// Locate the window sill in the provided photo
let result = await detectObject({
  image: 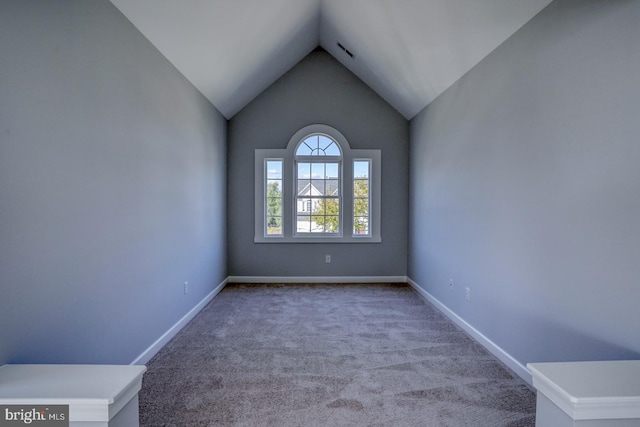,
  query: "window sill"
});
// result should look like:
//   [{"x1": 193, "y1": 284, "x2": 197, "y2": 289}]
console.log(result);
[{"x1": 254, "y1": 236, "x2": 382, "y2": 244}]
